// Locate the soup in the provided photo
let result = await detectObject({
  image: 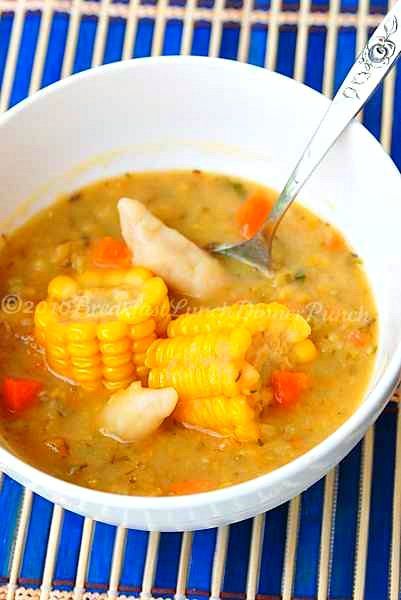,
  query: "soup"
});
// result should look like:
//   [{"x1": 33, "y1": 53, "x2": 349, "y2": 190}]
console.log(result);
[{"x1": 0, "y1": 171, "x2": 377, "y2": 496}]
